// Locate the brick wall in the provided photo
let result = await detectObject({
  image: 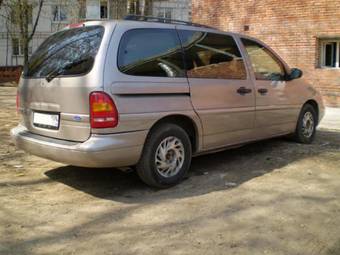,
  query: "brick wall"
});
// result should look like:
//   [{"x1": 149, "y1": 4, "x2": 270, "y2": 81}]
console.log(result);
[
  {"x1": 0, "y1": 66, "x2": 22, "y2": 84},
  {"x1": 192, "y1": 0, "x2": 340, "y2": 107}
]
